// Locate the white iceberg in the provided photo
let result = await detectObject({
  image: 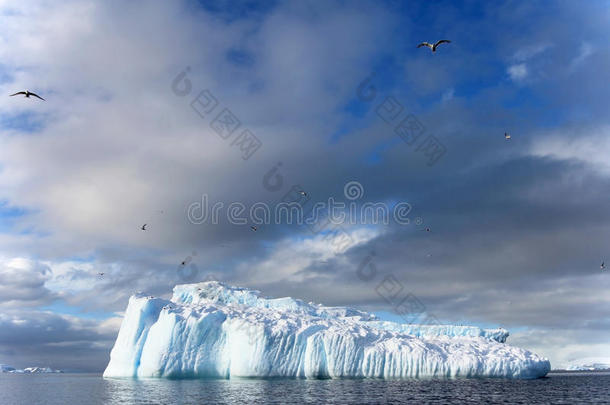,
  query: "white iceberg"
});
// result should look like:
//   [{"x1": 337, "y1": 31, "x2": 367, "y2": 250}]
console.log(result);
[
  {"x1": 0, "y1": 364, "x2": 15, "y2": 372},
  {"x1": 7, "y1": 366, "x2": 62, "y2": 373},
  {"x1": 565, "y1": 357, "x2": 610, "y2": 371},
  {"x1": 20, "y1": 367, "x2": 62, "y2": 373},
  {"x1": 103, "y1": 281, "x2": 550, "y2": 379},
  {"x1": 1, "y1": 365, "x2": 62, "y2": 373}
]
